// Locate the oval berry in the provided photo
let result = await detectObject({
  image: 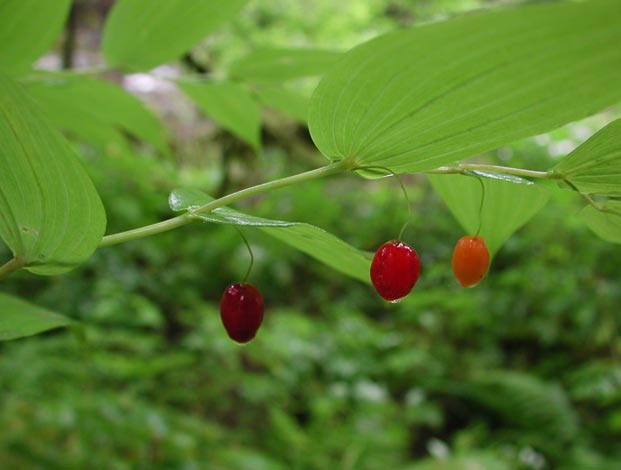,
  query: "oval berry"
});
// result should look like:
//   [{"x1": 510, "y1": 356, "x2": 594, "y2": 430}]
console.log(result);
[
  {"x1": 220, "y1": 283, "x2": 264, "y2": 344},
  {"x1": 451, "y1": 235, "x2": 490, "y2": 288},
  {"x1": 370, "y1": 240, "x2": 421, "y2": 301}
]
